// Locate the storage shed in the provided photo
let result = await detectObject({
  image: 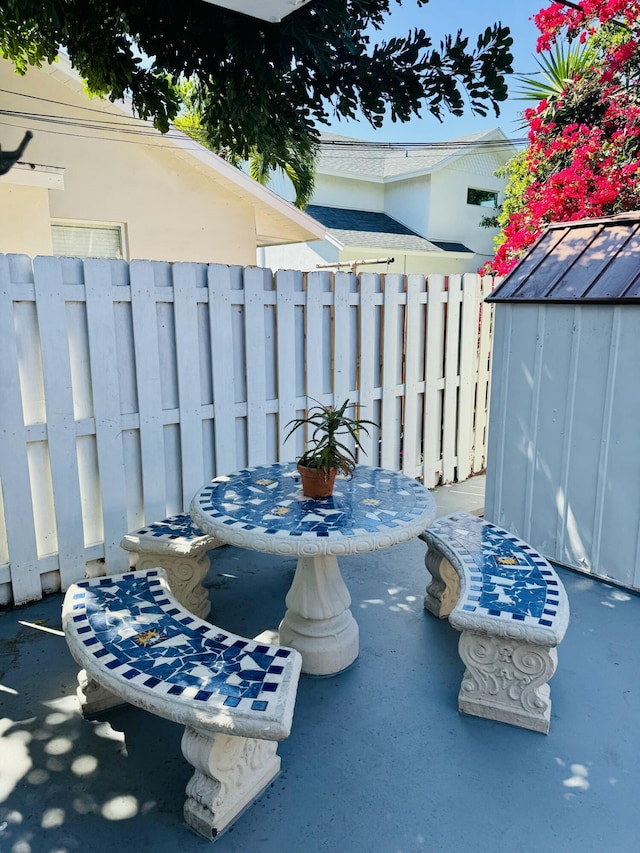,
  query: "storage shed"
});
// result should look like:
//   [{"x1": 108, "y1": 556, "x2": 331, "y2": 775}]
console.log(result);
[{"x1": 484, "y1": 212, "x2": 640, "y2": 591}]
